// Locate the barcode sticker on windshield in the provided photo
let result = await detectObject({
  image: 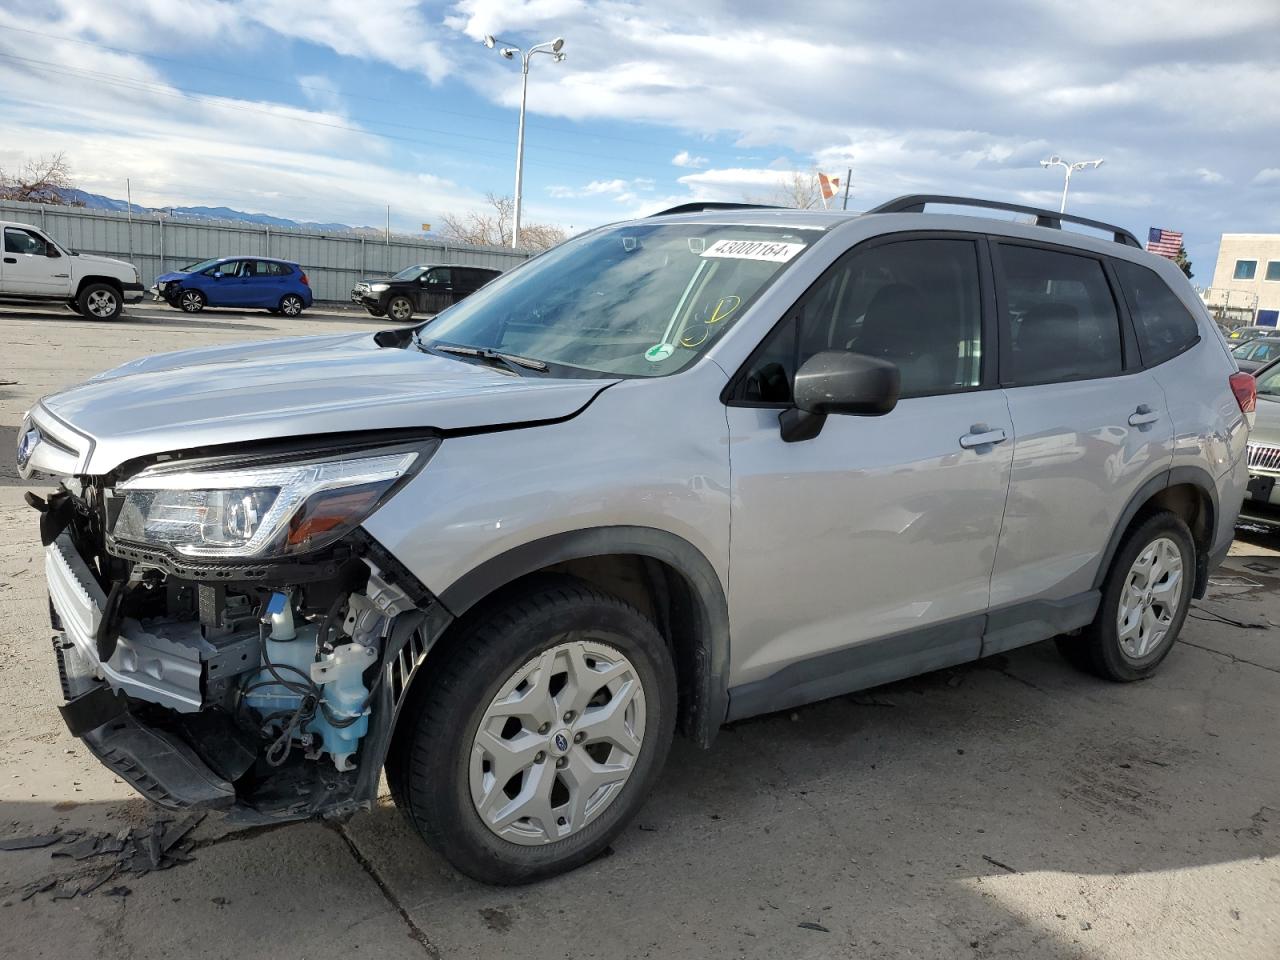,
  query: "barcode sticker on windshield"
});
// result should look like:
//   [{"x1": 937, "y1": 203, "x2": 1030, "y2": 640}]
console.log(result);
[{"x1": 700, "y1": 239, "x2": 806, "y2": 263}]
